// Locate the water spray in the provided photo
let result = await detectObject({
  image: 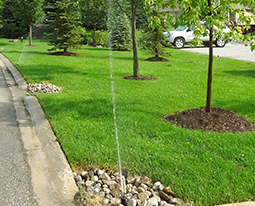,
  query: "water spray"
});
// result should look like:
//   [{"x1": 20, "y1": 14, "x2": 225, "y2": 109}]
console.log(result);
[{"x1": 17, "y1": 35, "x2": 29, "y2": 66}]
